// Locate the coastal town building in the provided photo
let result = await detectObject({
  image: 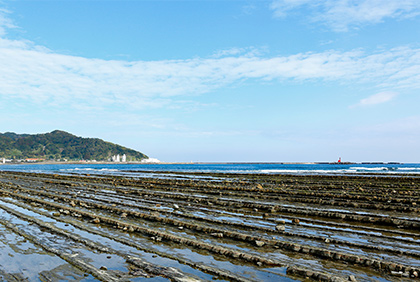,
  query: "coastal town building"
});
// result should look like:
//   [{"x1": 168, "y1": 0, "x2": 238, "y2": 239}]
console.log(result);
[
  {"x1": 140, "y1": 158, "x2": 161, "y2": 163},
  {"x1": 25, "y1": 158, "x2": 45, "y2": 162},
  {"x1": 111, "y1": 154, "x2": 127, "y2": 162},
  {"x1": 1, "y1": 158, "x2": 13, "y2": 163}
]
